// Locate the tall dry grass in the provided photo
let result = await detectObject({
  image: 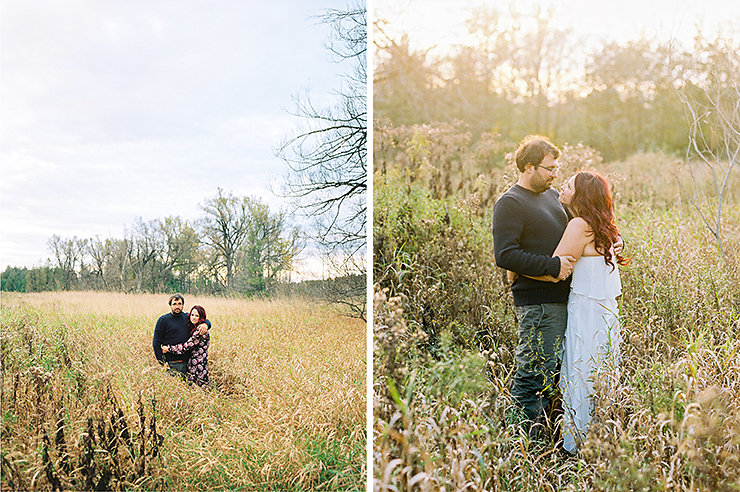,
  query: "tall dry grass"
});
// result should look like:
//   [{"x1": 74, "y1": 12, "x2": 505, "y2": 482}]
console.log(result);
[
  {"x1": 1, "y1": 291, "x2": 366, "y2": 490},
  {"x1": 373, "y1": 149, "x2": 740, "y2": 491}
]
